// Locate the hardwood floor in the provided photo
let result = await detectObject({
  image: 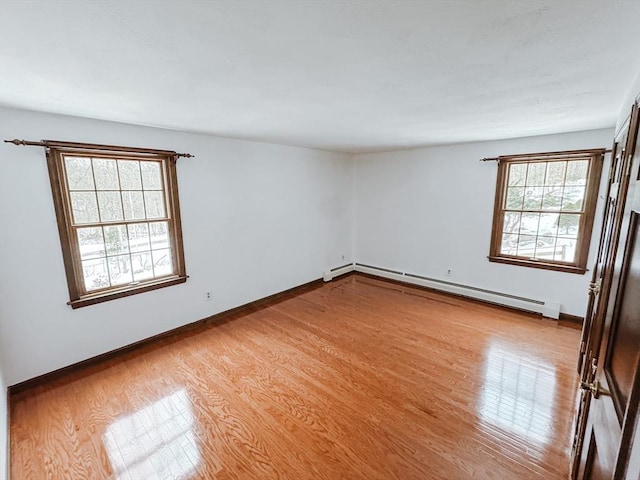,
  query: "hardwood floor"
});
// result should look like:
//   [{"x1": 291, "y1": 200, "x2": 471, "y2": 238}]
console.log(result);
[{"x1": 10, "y1": 274, "x2": 580, "y2": 479}]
